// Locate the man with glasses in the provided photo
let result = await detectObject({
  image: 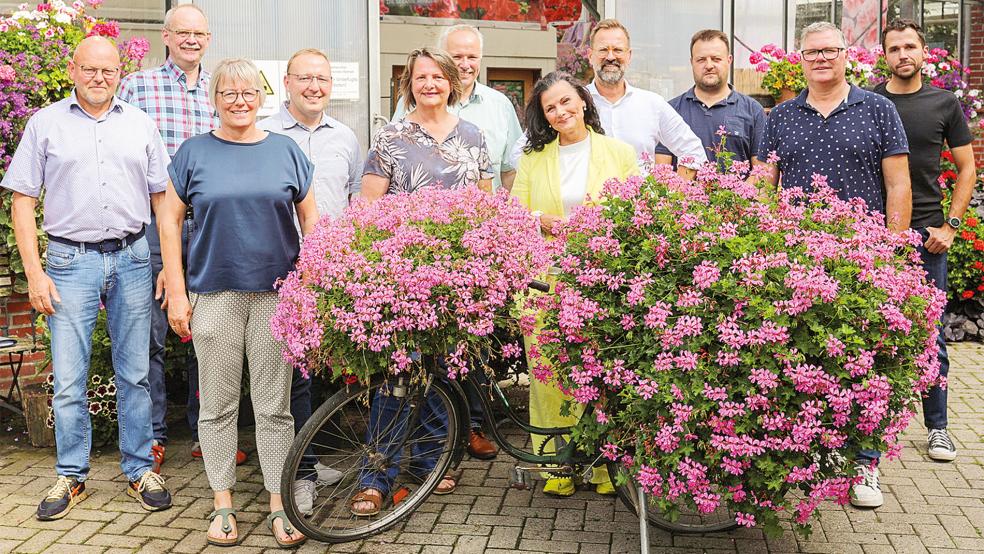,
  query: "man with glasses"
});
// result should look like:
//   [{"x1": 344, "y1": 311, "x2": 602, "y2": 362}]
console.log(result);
[
  {"x1": 874, "y1": 18, "x2": 974, "y2": 464},
  {"x1": 586, "y1": 19, "x2": 707, "y2": 177},
  {"x1": 3, "y1": 36, "x2": 173, "y2": 520},
  {"x1": 756, "y1": 22, "x2": 912, "y2": 510},
  {"x1": 119, "y1": 4, "x2": 248, "y2": 472},
  {"x1": 257, "y1": 47, "x2": 360, "y2": 516}
]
